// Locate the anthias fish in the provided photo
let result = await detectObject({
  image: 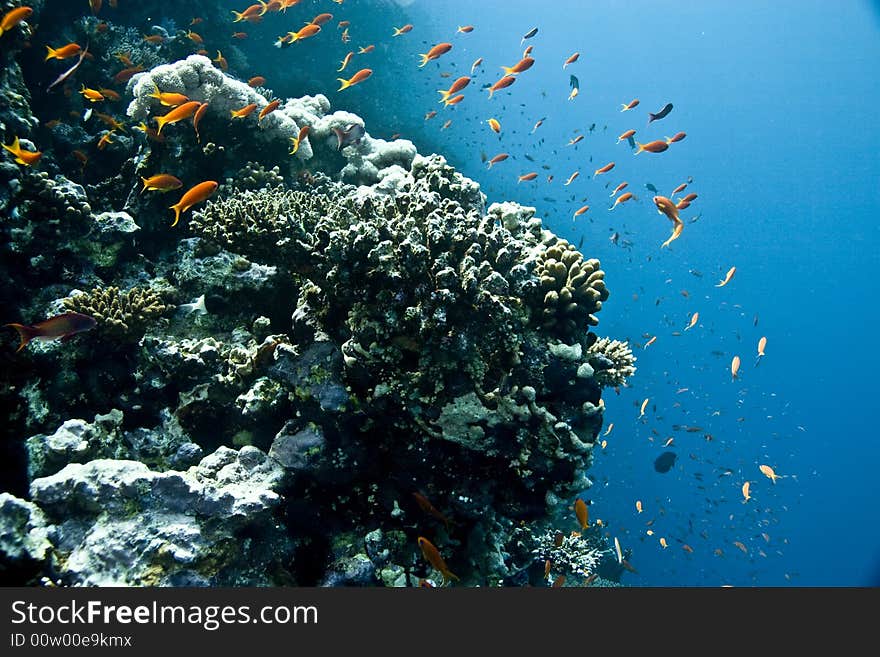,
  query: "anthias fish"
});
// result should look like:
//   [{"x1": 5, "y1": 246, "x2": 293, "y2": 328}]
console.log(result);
[{"x1": 6, "y1": 312, "x2": 97, "y2": 352}]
